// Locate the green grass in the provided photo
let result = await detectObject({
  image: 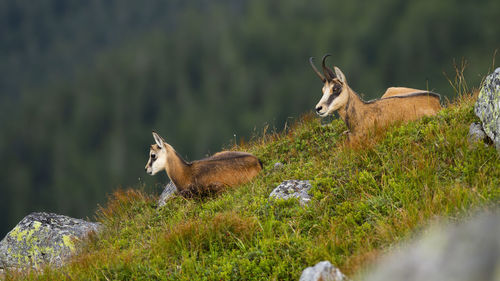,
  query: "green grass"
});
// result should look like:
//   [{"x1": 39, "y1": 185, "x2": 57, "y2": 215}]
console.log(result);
[{"x1": 6, "y1": 93, "x2": 500, "y2": 280}]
